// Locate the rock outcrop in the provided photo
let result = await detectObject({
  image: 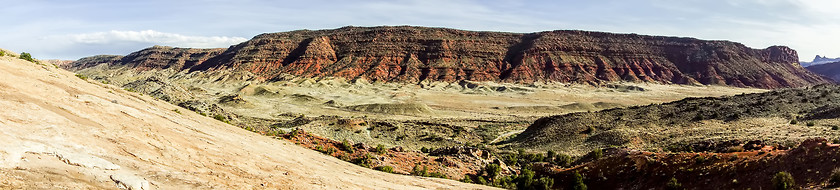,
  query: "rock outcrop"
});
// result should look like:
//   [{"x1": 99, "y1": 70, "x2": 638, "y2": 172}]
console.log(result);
[{"x1": 69, "y1": 26, "x2": 830, "y2": 88}]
